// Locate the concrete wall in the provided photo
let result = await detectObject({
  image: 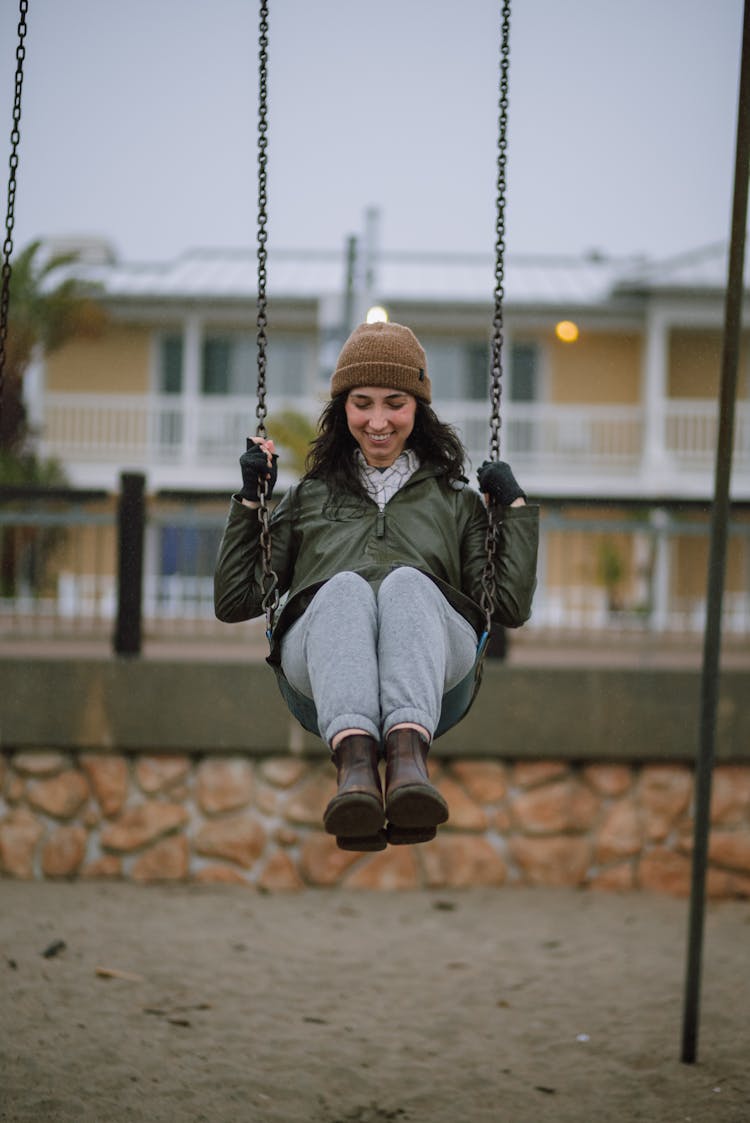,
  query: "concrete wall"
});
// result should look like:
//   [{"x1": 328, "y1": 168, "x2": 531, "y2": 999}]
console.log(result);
[
  {"x1": 2, "y1": 659, "x2": 749, "y2": 895},
  {"x1": 1, "y1": 658, "x2": 747, "y2": 762}
]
